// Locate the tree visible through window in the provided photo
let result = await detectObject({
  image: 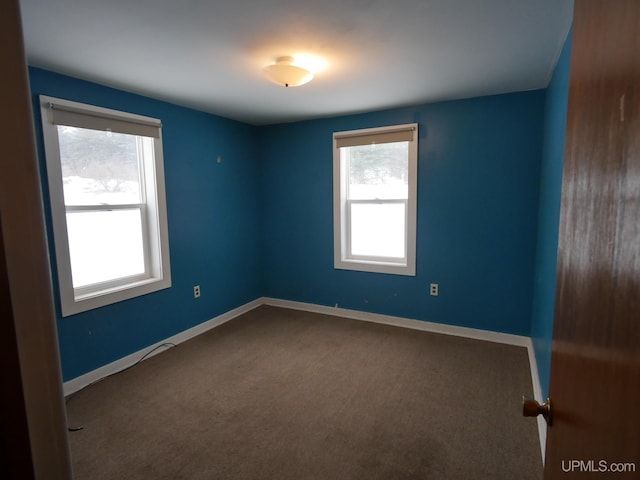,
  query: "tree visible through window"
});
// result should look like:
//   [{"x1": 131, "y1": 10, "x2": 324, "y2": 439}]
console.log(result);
[
  {"x1": 59, "y1": 126, "x2": 147, "y2": 288},
  {"x1": 347, "y1": 142, "x2": 409, "y2": 259}
]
